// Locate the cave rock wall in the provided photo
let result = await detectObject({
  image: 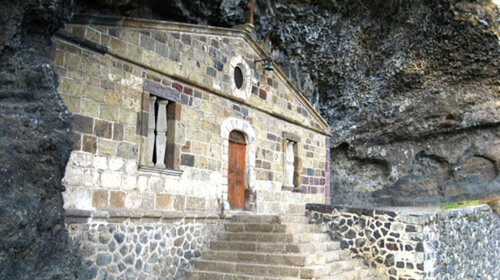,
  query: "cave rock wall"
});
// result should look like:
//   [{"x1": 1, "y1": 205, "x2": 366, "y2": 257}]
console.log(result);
[{"x1": 0, "y1": 0, "x2": 86, "y2": 278}]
